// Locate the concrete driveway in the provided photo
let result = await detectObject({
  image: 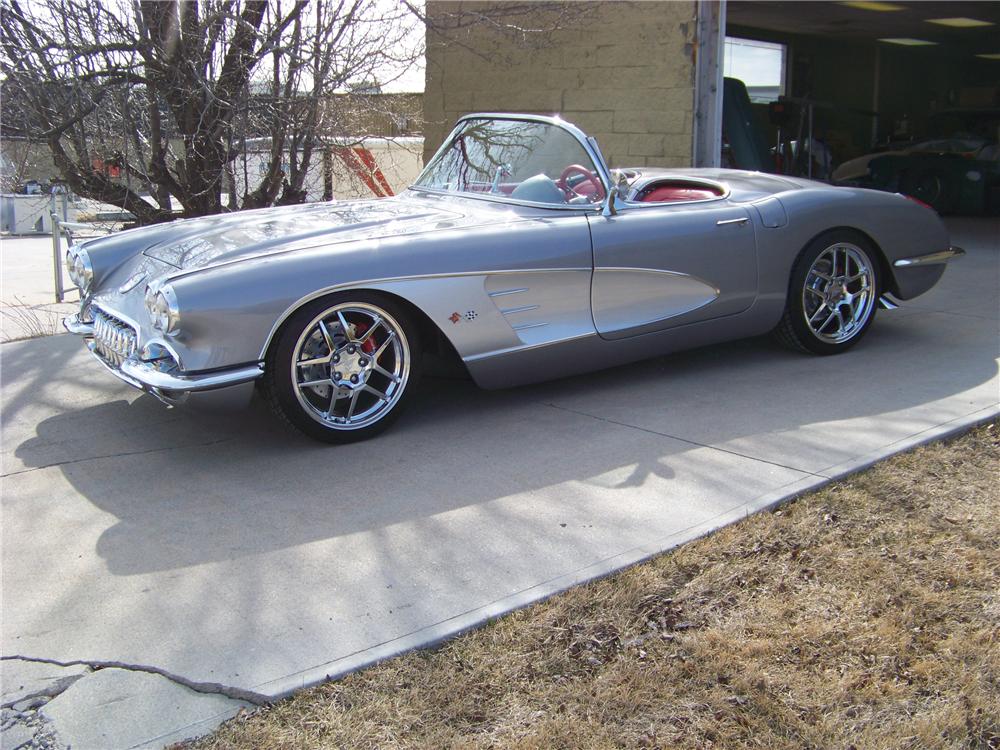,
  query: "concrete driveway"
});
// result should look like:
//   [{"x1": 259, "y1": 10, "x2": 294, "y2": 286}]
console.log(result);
[{"x1": 2, "y1": 218, "x2": 997, "y2": 749}]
